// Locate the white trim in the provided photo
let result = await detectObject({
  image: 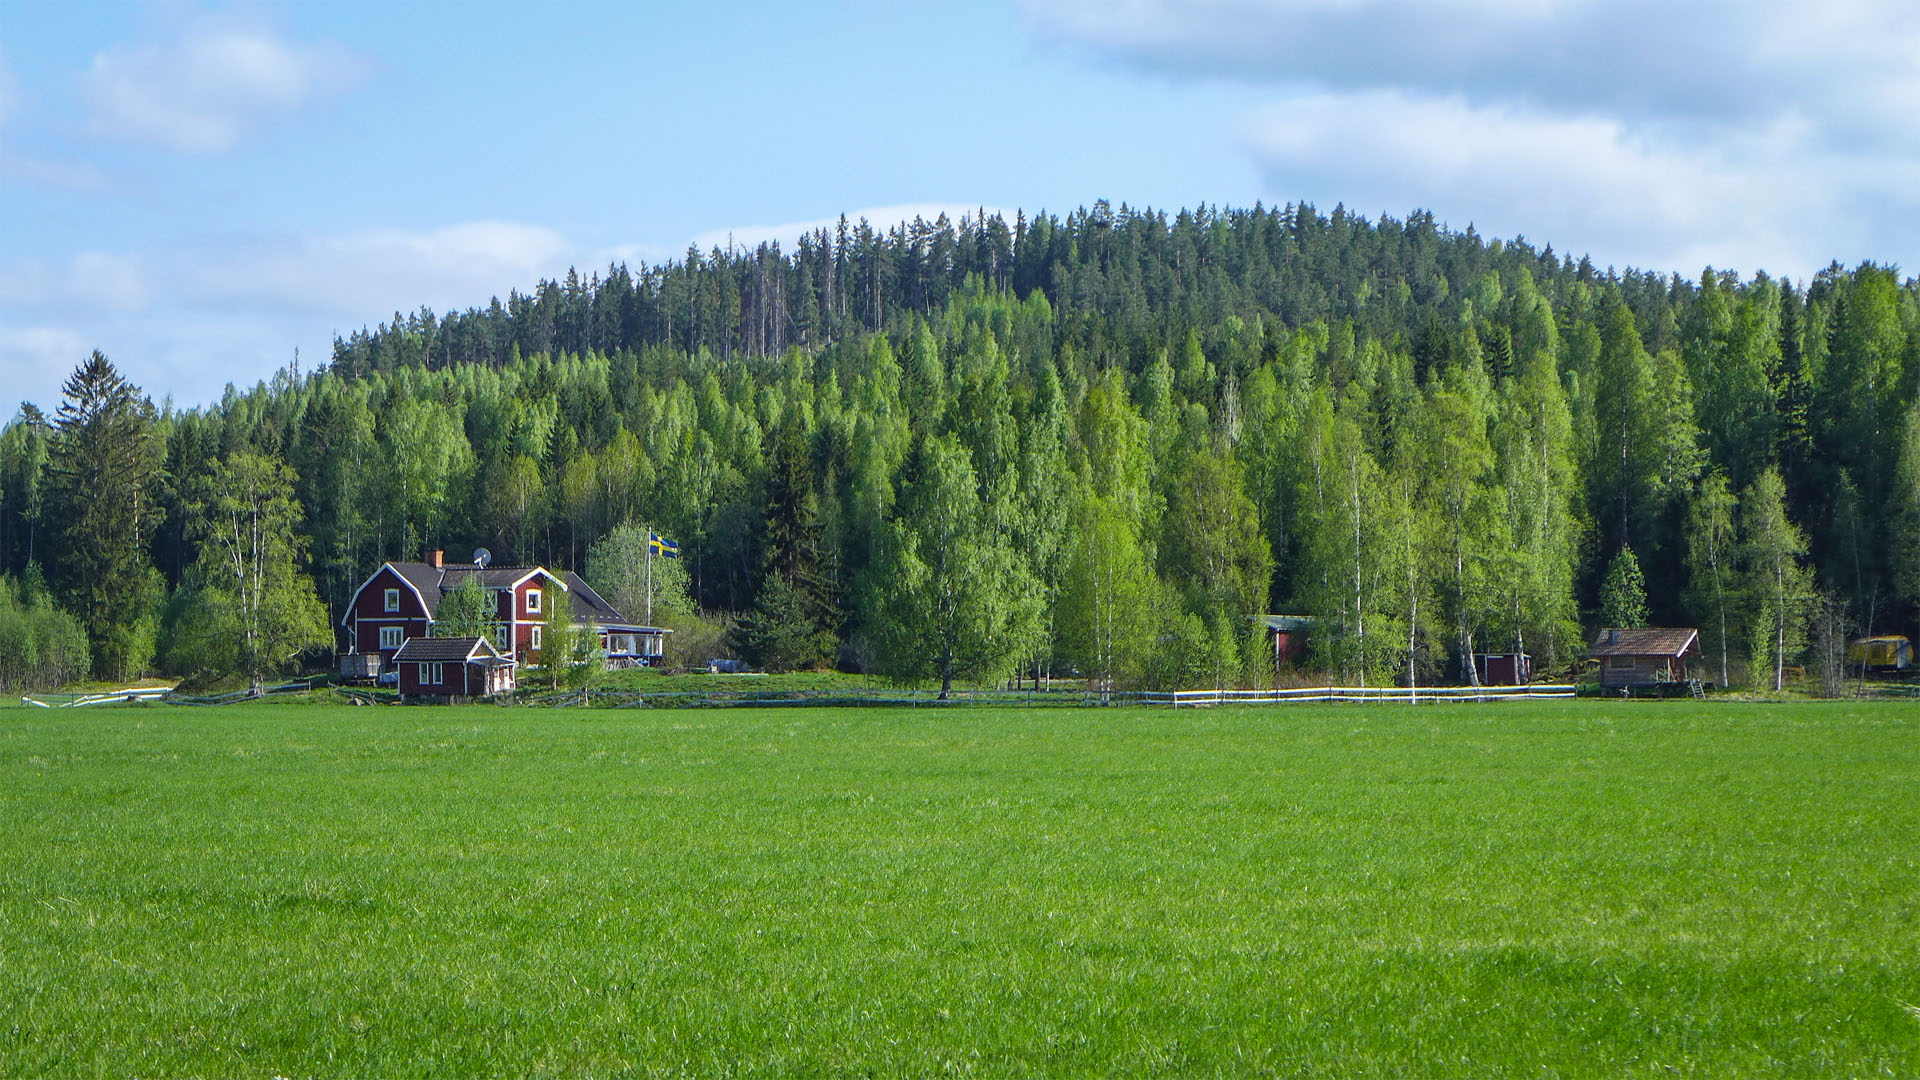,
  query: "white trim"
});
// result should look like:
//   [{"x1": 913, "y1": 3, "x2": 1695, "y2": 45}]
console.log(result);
[
  {"x1": 341, "y1": 563, "x2": 432, "y2": 627},
  {"x1": 526, "y1": 589, "x2": 542, "y2": 615},
  {"x1": 505, "y1": 567, "x2": 568, "y2": 593},
  {"x1": 530, "y1": 625, "x2": 543, "y2": 650},
  {"x1": 379, "y1": 626, "x2": 403, "y2": 650}
]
